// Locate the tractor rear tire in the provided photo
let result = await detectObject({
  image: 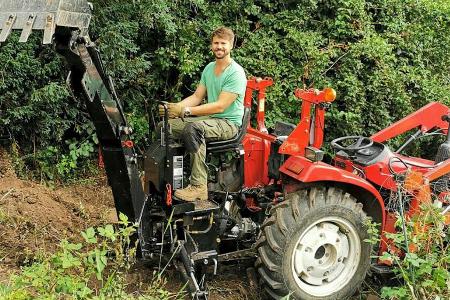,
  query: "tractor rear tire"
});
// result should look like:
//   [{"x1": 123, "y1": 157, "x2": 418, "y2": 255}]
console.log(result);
[{"x1": 255, "y1": 186, "x2": 371, "y2": 299}]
